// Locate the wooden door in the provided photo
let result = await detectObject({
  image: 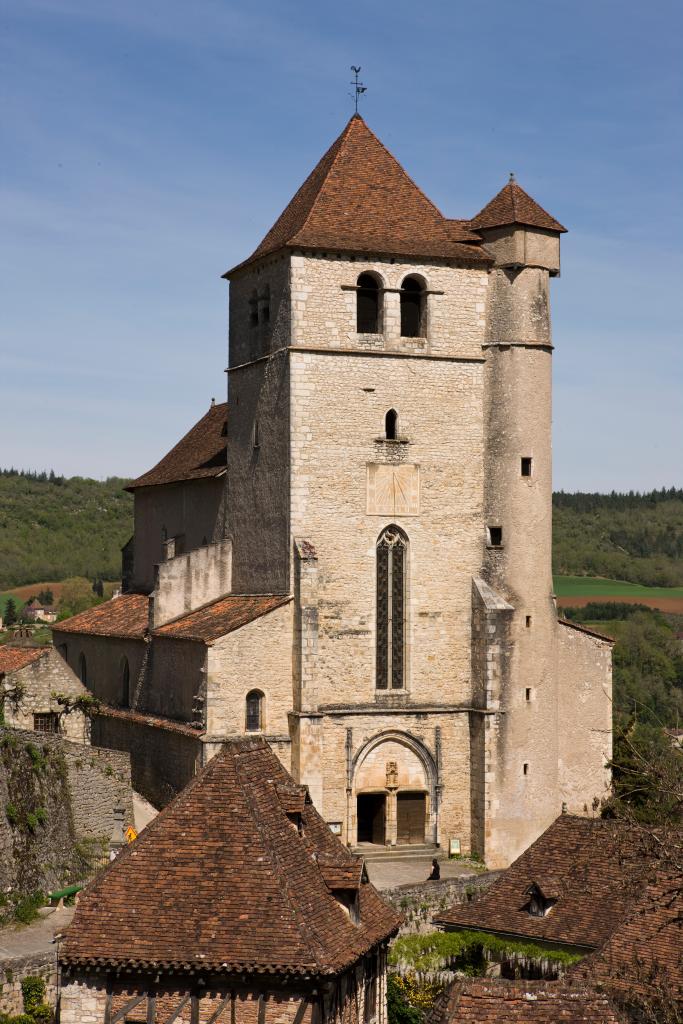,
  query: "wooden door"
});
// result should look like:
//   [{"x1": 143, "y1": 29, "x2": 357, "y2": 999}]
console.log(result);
[
  {"x1": 357, "y1": 794, "x2": 386, "y2": 844},
  {"x1": 396, "y1": 792, "x2": 426, "y2": 844}
]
